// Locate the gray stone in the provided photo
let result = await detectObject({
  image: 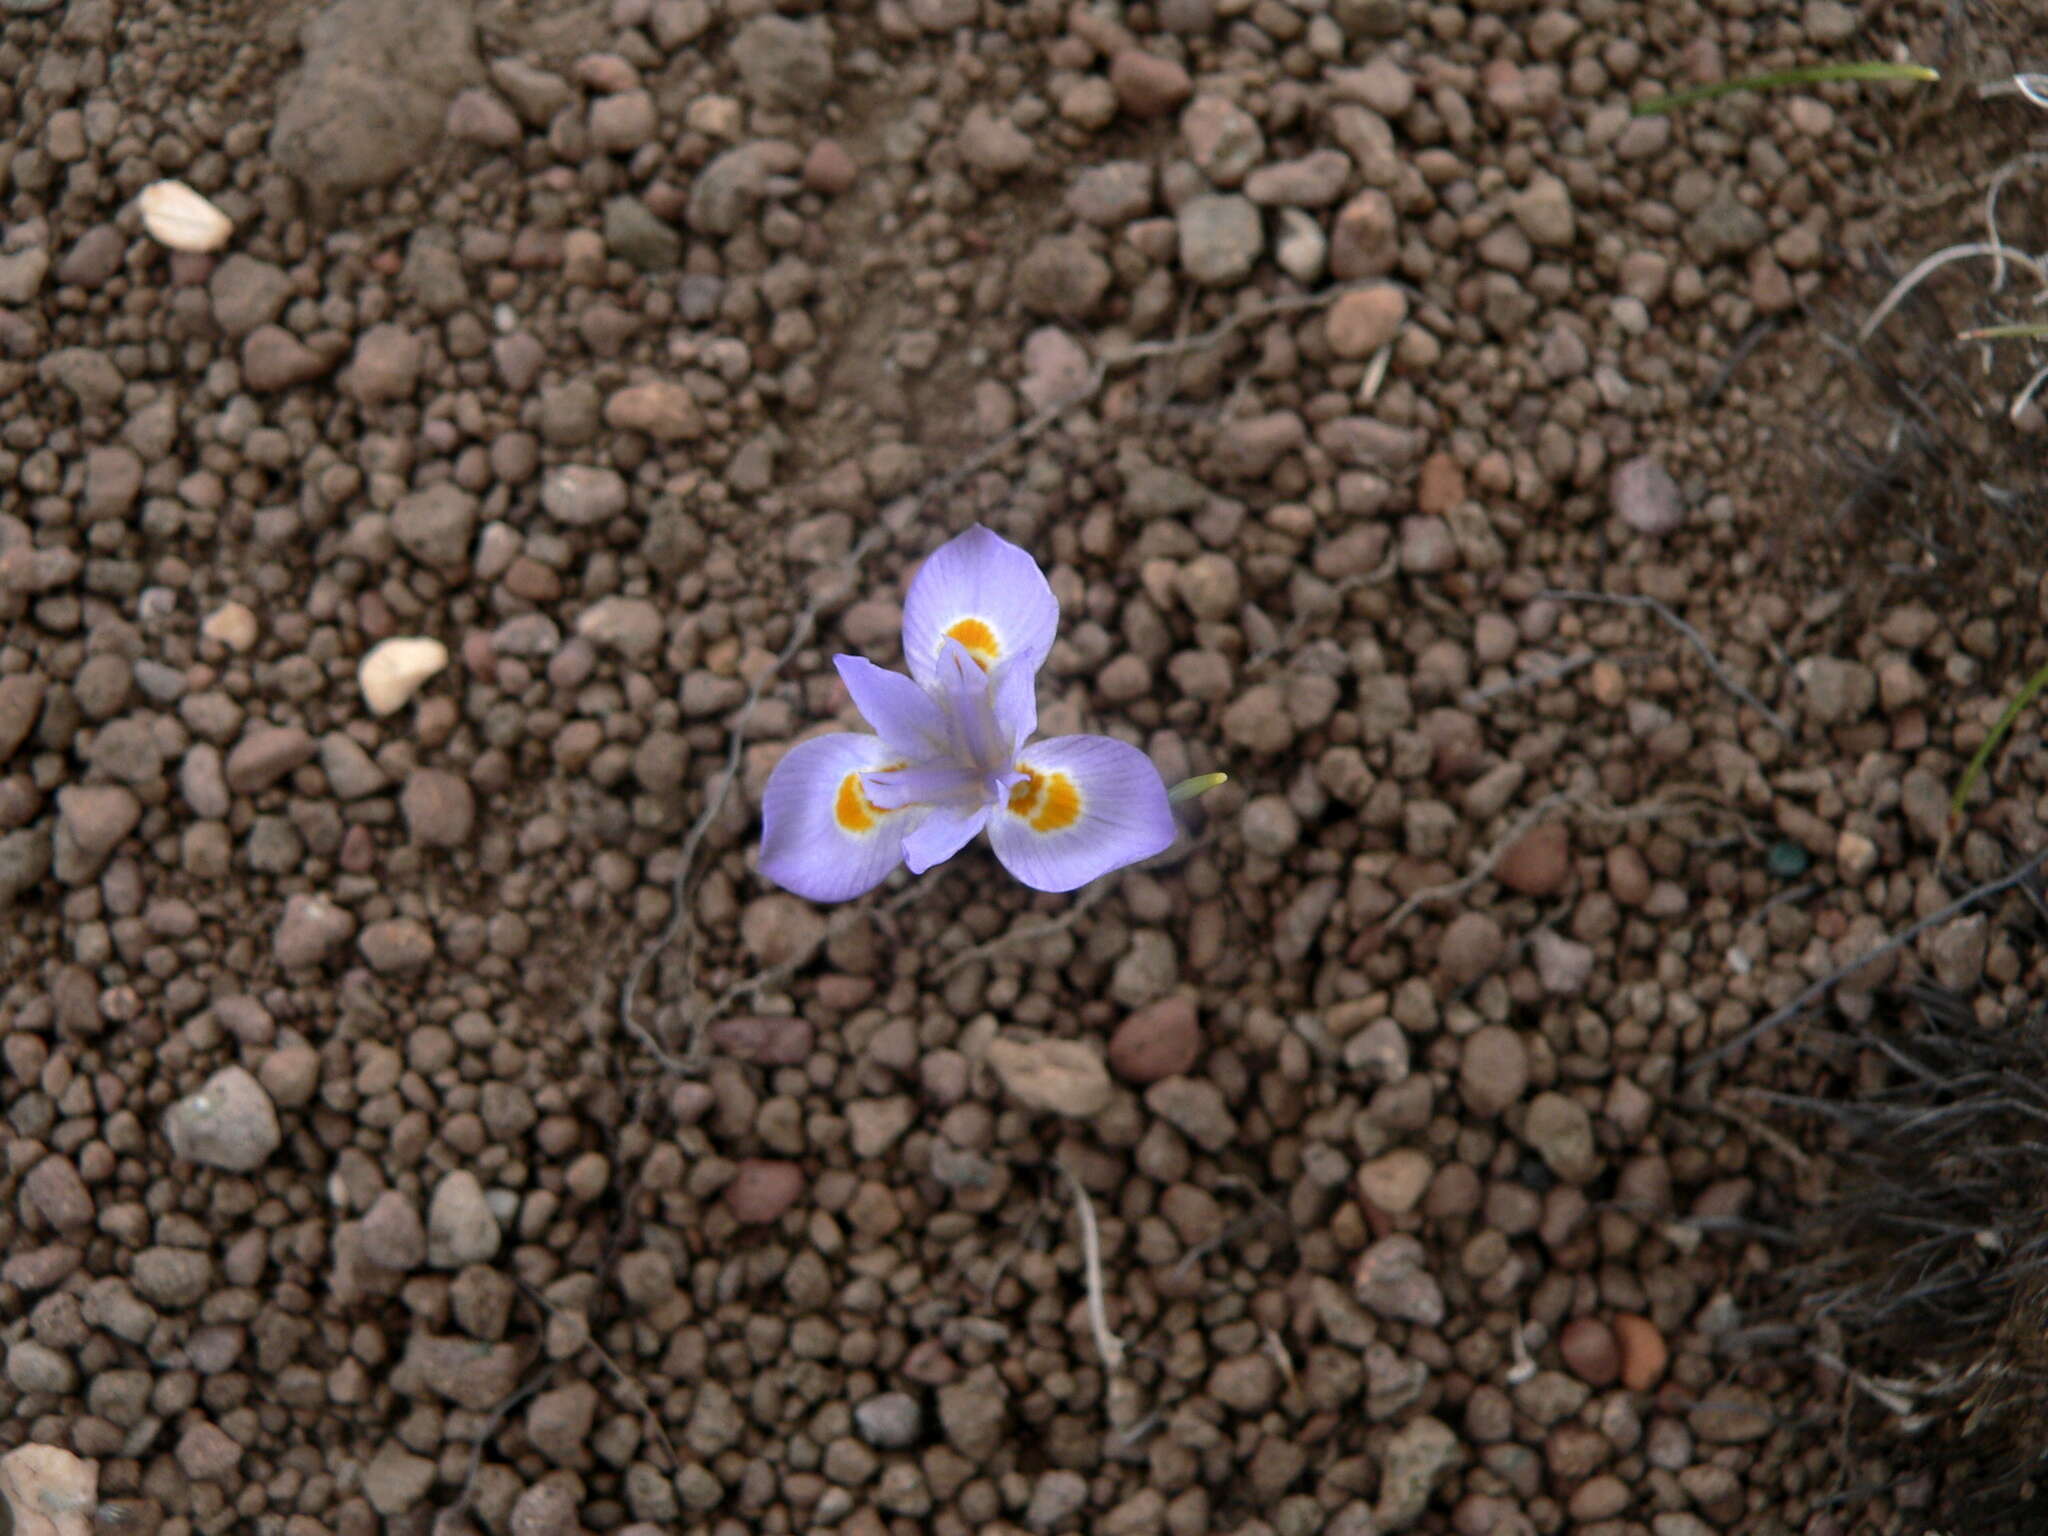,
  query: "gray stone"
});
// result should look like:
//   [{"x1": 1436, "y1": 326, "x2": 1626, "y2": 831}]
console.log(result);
[
  {"x1": 575, "y1": 596, "x2": 665, "y2": 663},
  {"x1": 603, "y1": 195, "x2": 681, "y2": 271},
  {"x1": 208, "y1": 254, "x2": 294, "y2": 338},
  {"x1": 131, "y1": 1246, "x2": 214, "y2": 1309},
  {"x1": 730, "y1": 15, "x2": 833, "y2": 110},
  {"x1": 1611, "y1": 455, "x2": 1684, "y2": 536},
  {"x1": 54, "y1": 784, "x2": 140, "y2": 882},
  {"x1": 427, "y1": 1170, "x2": 500, "y2": 1268},
  {"x1": 274, "y1": 892, "x2": 356, "y2": 967},
  {"x1": 1145, "y1": 1075, "x2": 1236, "y2": 1150},
  {"x1": 489, "y1": 58, "x2": 573, "y2": 125},
  {"x1": 39, "y1": 347, "x2": 125, "y2": 410},
  {"x1": 392, "y1": 482, "x2": 477, "y2": 569},
  {"x1": 269, "y1": 0, "x2": 482, "y2": 202},
  {"x1": 1353, "y1": 1233, "x2": 1444, "y2": 1326},
  {"x1": 8, "y1": 1338, "x2": 78, "y2": 1394},
  {"x1": 1799, "y1": 656, "x2": 1876, "y2": 726},
  {"x1": 0, "y1": 246, "x2": 50, "y2": 304},
  {"x1": 1523, "y1": 1090, "x2": 1598, "y2": 1183},
  {"x1": 0, "y1": 826, "x2": 51, "y2": 907},
  {"x1": 164, "y1": 1066, "x2": 282, "y2": 1171},
  {"x1": 1375, "y1": 1415, "x2": 1459, "y2": 1531},
  {"x1": 1177, "y1": 194, "x2": 1262, "y2": 286},
  {"x1": 854, "y1": 1391, "x2": 922, "y2": 1449},
  {"x1": 541, "y1": 465, "x2": 629, "y2": 526},
  {"x1": 364, "y1": 1442, "x2": 436, "y2": 1516},
  {"x1": 1684, "y1": 191, "x2": 1768, "y2": 263},
  {"x1": 937, "y1": 1366, "x2": 1008, "y2": 1460},
  {"x1": 359, "y1": 1190, "x2": 427, "y2": 1271},
  {"x1": 1066, "y1": 161, "x2": 1152, "y2": 226},
  {"x1": 1181, "y1": 96, "x2": 1263, "y2": 186}
]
